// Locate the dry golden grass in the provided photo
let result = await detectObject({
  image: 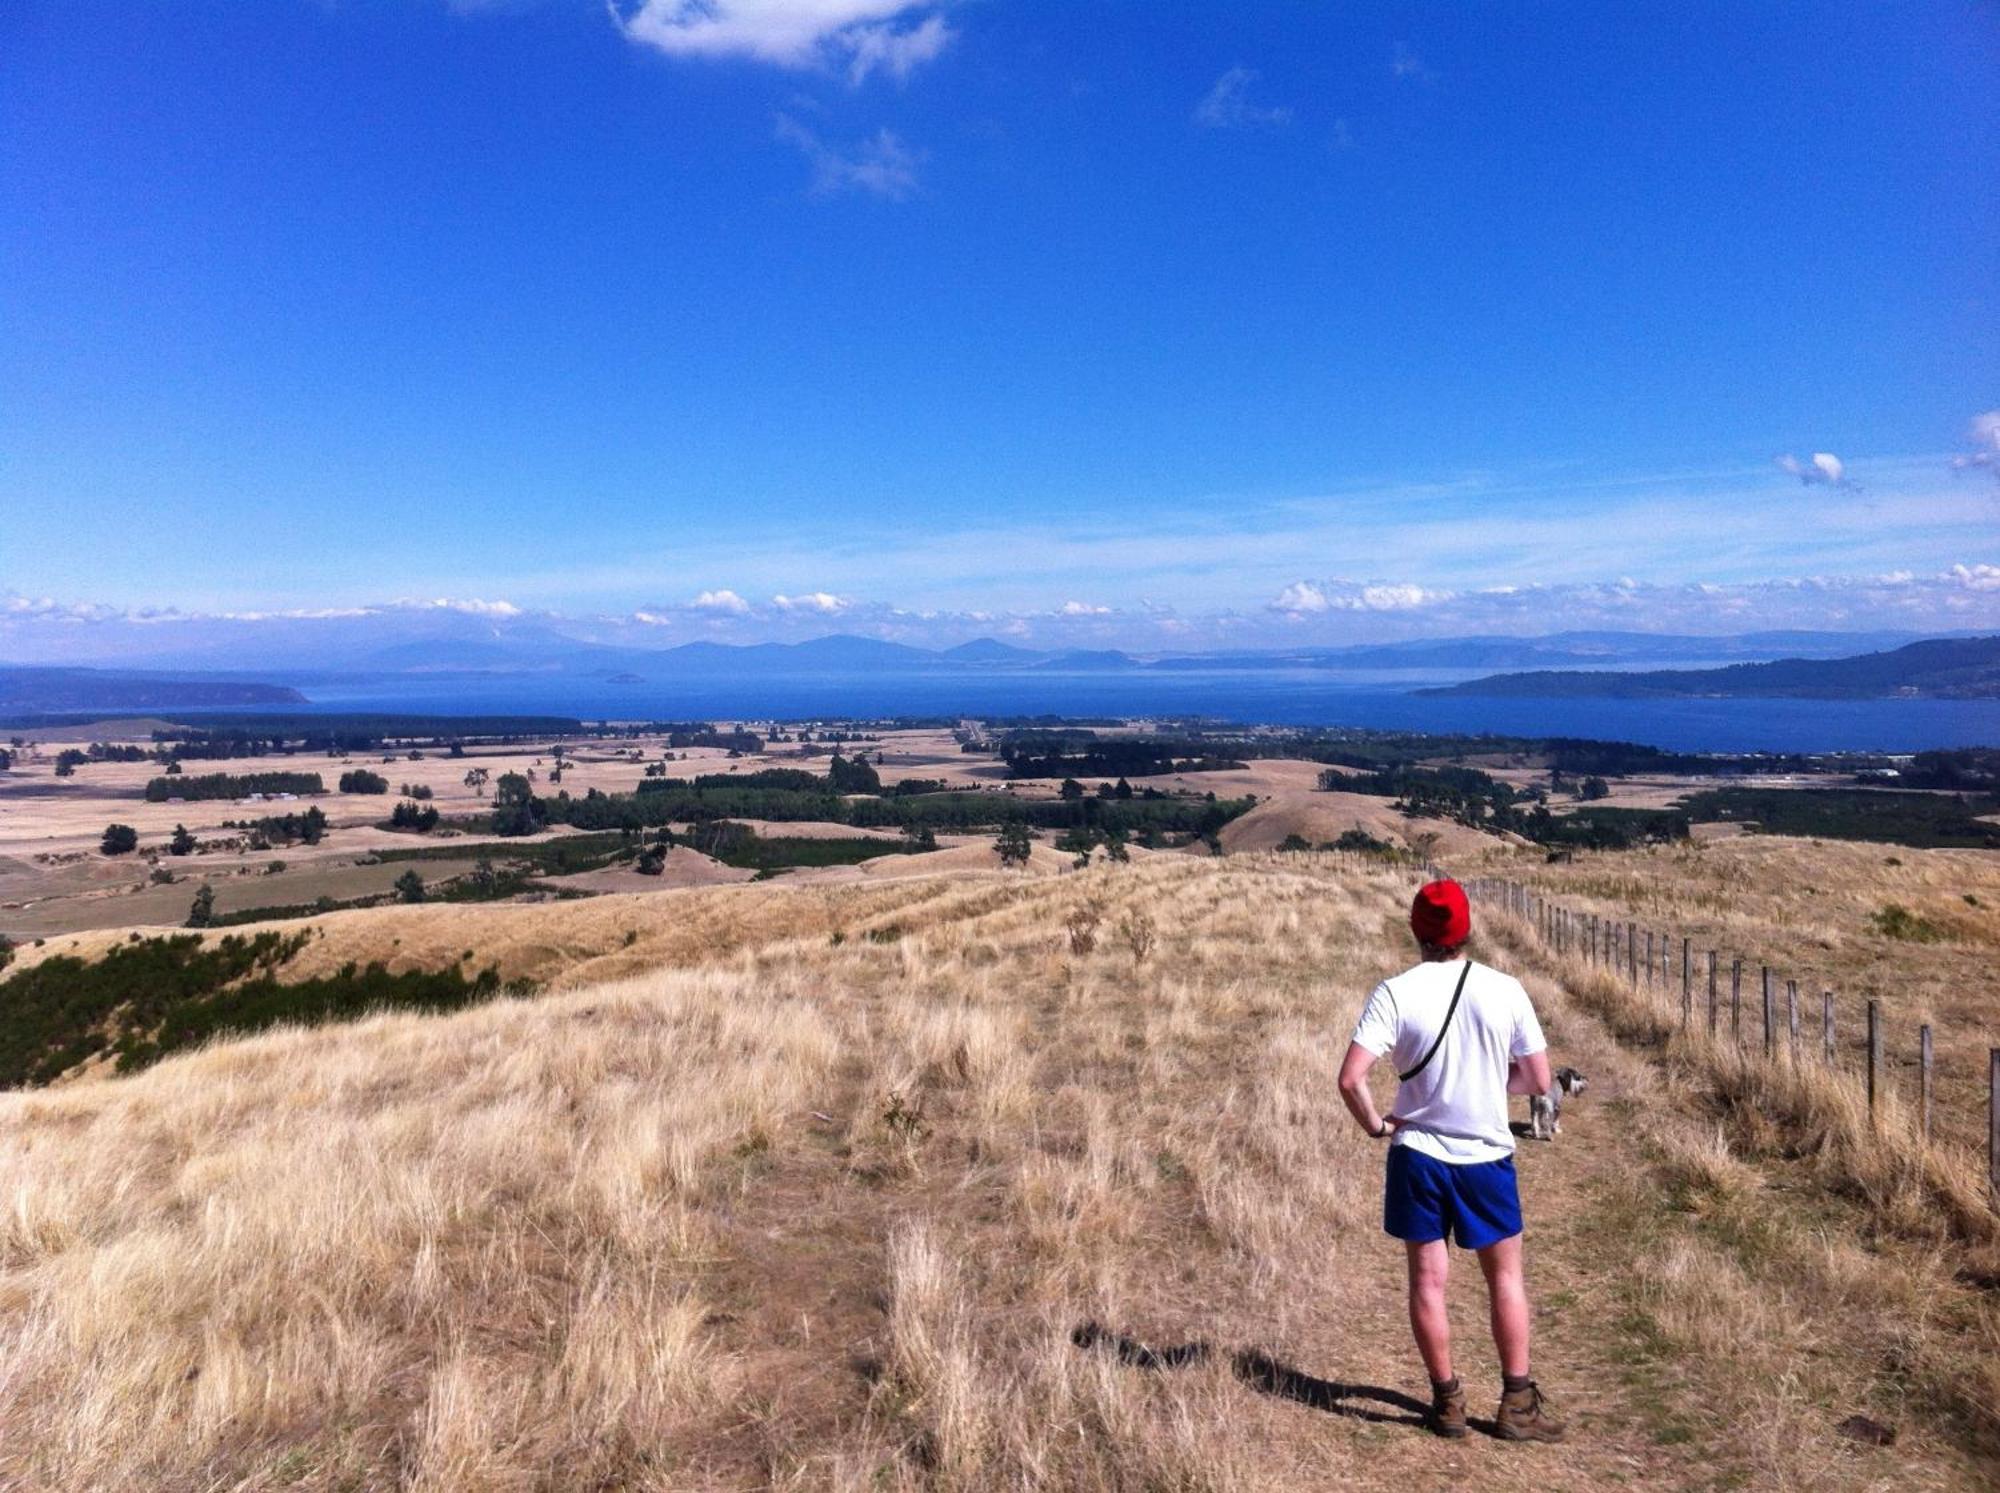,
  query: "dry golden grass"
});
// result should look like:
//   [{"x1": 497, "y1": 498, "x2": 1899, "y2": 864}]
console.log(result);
[
  {"x1": 1486, "y1": 834, "x2": 2000, "y2": 1175},
  {"x1": 2, "y1": 853, "x2": 1996, "y2": 1489}
]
